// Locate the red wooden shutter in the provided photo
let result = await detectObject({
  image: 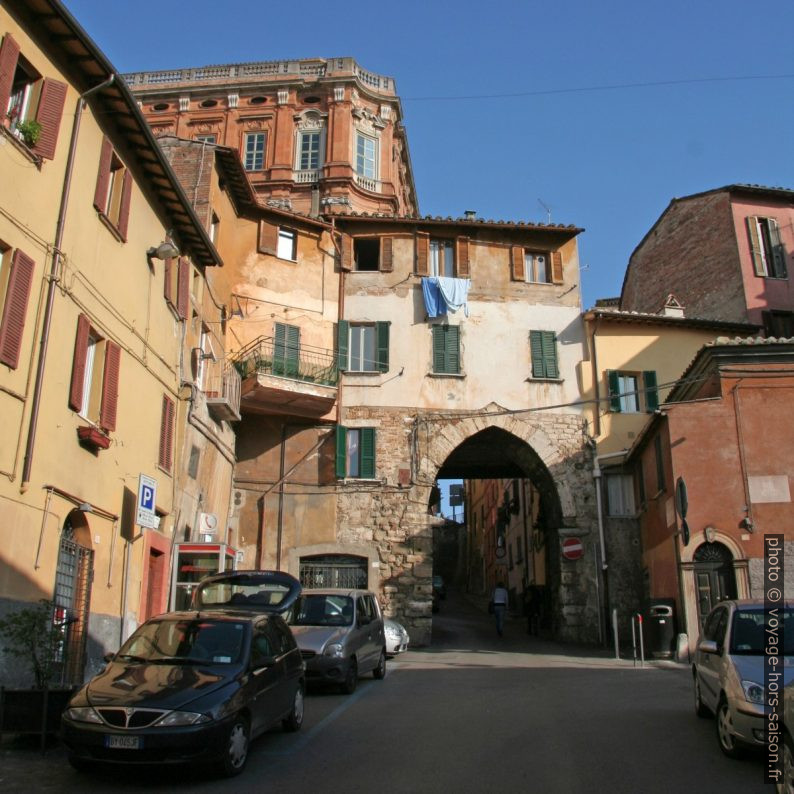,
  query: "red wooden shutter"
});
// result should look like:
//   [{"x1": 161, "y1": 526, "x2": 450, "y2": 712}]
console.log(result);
[
  {"x1": 116, "y1": 169, "x2": 133, "y2": 240},
  {"x1": 33, "y1": 78, "x2": 67, "y2": 160},
  {"x1": 510, "y1": 246, "x2": 525, "y2": 281},
  {"x1": 69, "y1": 314, "x2": 91, "y2": 412},
  {"x1": 176, "y1": 257, "x2": 190, "y2": 319},
  {"x1": 159, "y1": 395, "x2": 175, "y2": 471},
  {"x1": 163, "y1": 257, "x2": 173, "y2": 304},
  {"x1": 0, "y1": 249, "x2": 35, "y2": 368},
  {"x1": 94, "y1": 137, "x2": 113, "y2": 212},
  {"x1": 455, "y1": 236, "x2": 470, "y2": 278},
  {"x1": 257, "y1": 221, "x2": 278, "y2": 255},
  {"x1": 379, "y1": 236, "x2": 393, "y2": 272},
  {"x1": 415, "y1": 232, "x2": 429, "y2": 276},
  {"x1": 0, "y1": 34, "x2": 20, "y2": 119},
  {"x1": 99, "y1": 341, "x2": 121, "y2": 432},
  {"x1": 340, "y1": 233, "x2": 352, "y2": 271},
  {"x1": 550, "y1": 251, "x2": 563, "y2": 284}
]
